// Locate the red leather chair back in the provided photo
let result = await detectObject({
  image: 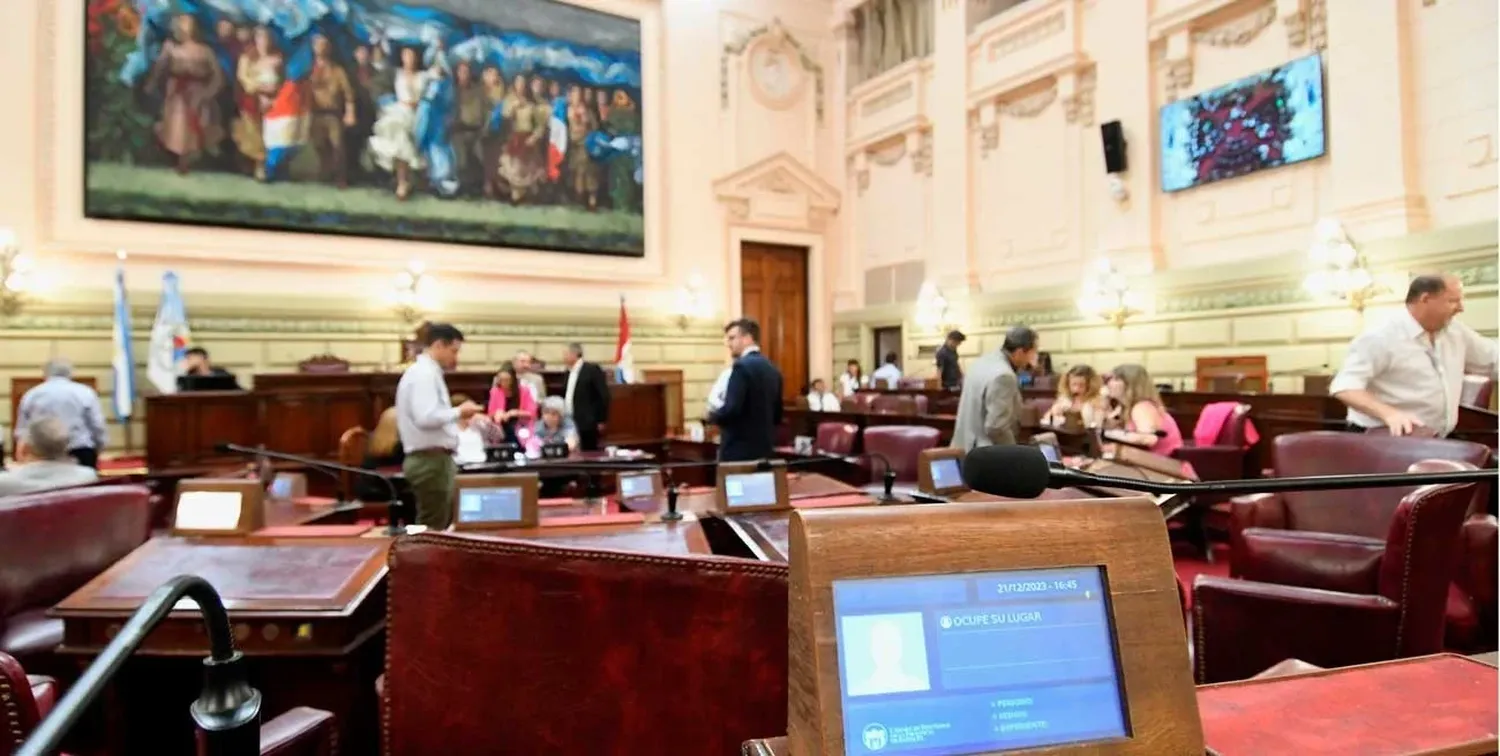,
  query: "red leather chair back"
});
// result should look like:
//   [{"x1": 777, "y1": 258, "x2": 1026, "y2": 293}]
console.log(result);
[
  {"x1": 384, "y1": 533, "x2": 789, "y2": 755},
  {"x1": 1269, "y1": 432, "x2": 1490, "y2": 539},
  {"x1": 1462, "y1": 375, "x2": 1494, "y2": 408},
  {"x1": 862, "y1": 426, "x2": 941, "y2": 482},
  {"x1": 0, "y1": 651, "x2": 45, "y2": 755},
  {"x1": 0, "y1": 485, "x2": 152, "y2": 625},
  {"x1": 869, "y1": 394, "x2": 916, "y2": 414},
  {"x1": 912, "y1": 395, "x2": 929, "y2": 415},
  {"x1": 1458, "y1": 514, "x2": 1498, "y2": 646},
  {"x1": 1375, "y1": 464, "x2": 1477, "y2": 657},
  {"x1": 814, "y1": 422, "x2": 859, "y2": 455}
]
